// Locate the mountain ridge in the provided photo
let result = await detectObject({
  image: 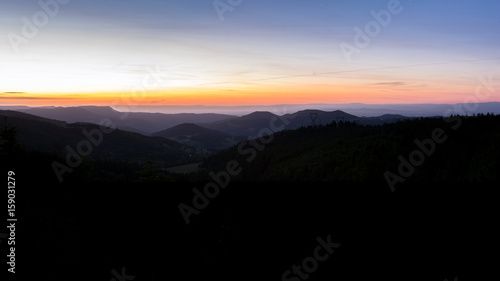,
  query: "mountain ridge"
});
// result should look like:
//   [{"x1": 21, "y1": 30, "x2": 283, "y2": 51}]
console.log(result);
[
  {"x1": 0, "y1": 109, "x2": 202, "y2": 167},
  {"x1": 17, "y1": 106, "x2": 236, "y2": 135},
  {"x1": 11, "y1": 106, "x2": 413, "y2": 138}
]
